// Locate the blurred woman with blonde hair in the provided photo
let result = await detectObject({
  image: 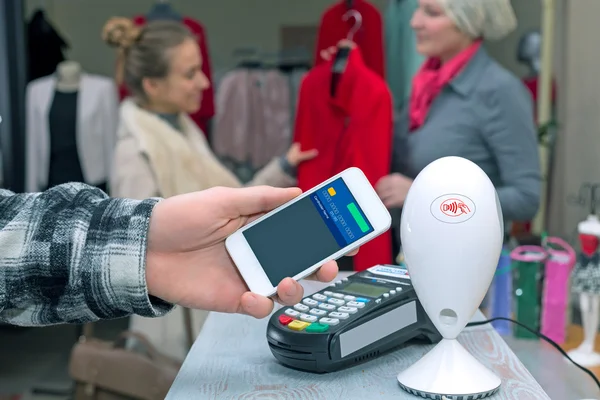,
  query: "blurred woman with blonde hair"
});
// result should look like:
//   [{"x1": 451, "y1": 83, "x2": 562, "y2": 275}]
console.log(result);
[{"x1": 102, "y1": 17, "x2": 318, "y2": 361}]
